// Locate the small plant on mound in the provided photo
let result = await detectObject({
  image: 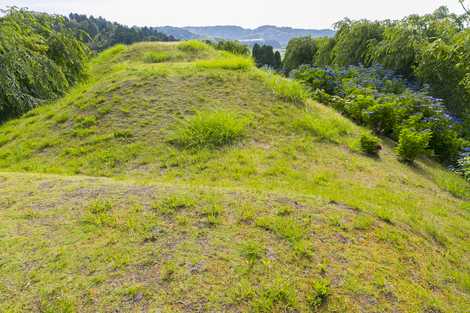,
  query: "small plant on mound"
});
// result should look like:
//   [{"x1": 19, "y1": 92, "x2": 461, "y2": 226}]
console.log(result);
[
  {"x1": 240, "y1": 240, "x2": 265, "y2": 267},
  {"x1": 82, "y1": 200, "x2": 116, "y2": 227},
  {"x1": 143, "y1": 51, "x2": 171, "y2": 63},
  {"x1": 171, "y1": 111, "x2": 249, "y2": 149},
  {"x1": 359, "y1": 133, "x2": 382, "y2": 155},
  {"x1": 152, "y1": 194, "x2": 195, "y2": 216},
  {"x1": 252, "y1": 278, "x2": 297, "y2": 313},
  {"x1": 177, "y1": 40, "x2": 209, "y2": 53},
  {"x1": 396, "y1": 128, "x2": 431, "y2": 163},
  {"x1": 307, "y1": 279, "x2": 330, "y2": 310}
]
